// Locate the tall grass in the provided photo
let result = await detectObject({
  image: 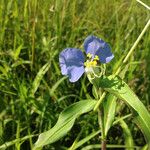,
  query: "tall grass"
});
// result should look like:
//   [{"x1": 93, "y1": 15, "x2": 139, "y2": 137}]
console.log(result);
[{"x1": 0, "y1": 0, "x2": 149, "y2": 149}]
